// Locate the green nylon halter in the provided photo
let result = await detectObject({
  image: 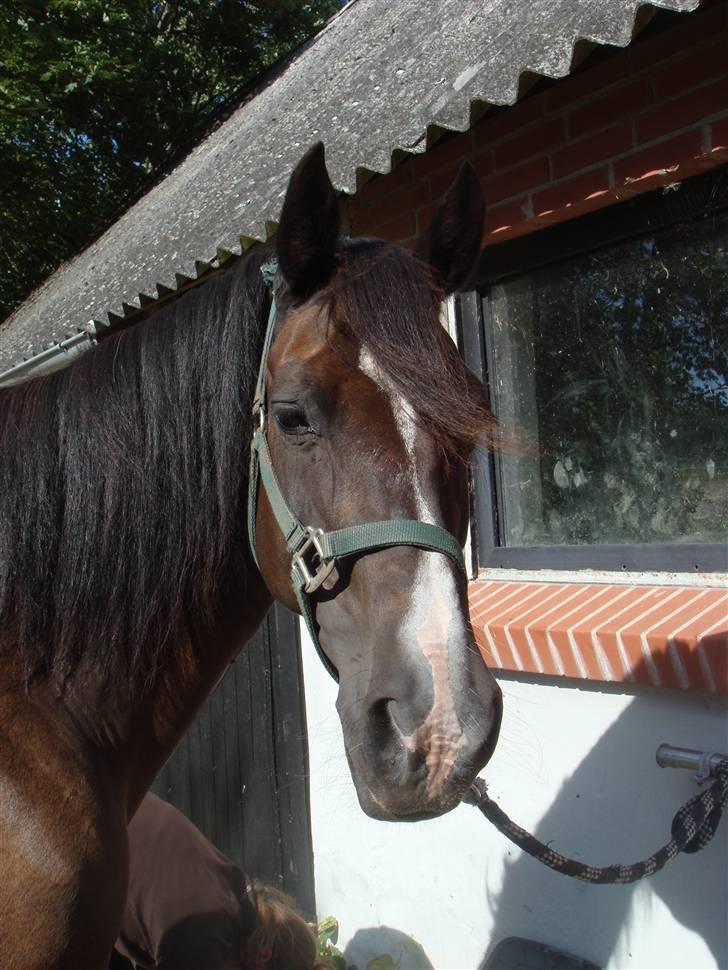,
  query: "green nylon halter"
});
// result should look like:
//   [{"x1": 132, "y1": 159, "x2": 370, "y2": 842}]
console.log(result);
[{"x1": 248, "y1": 259, "x2": 466, "y2": 681}]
